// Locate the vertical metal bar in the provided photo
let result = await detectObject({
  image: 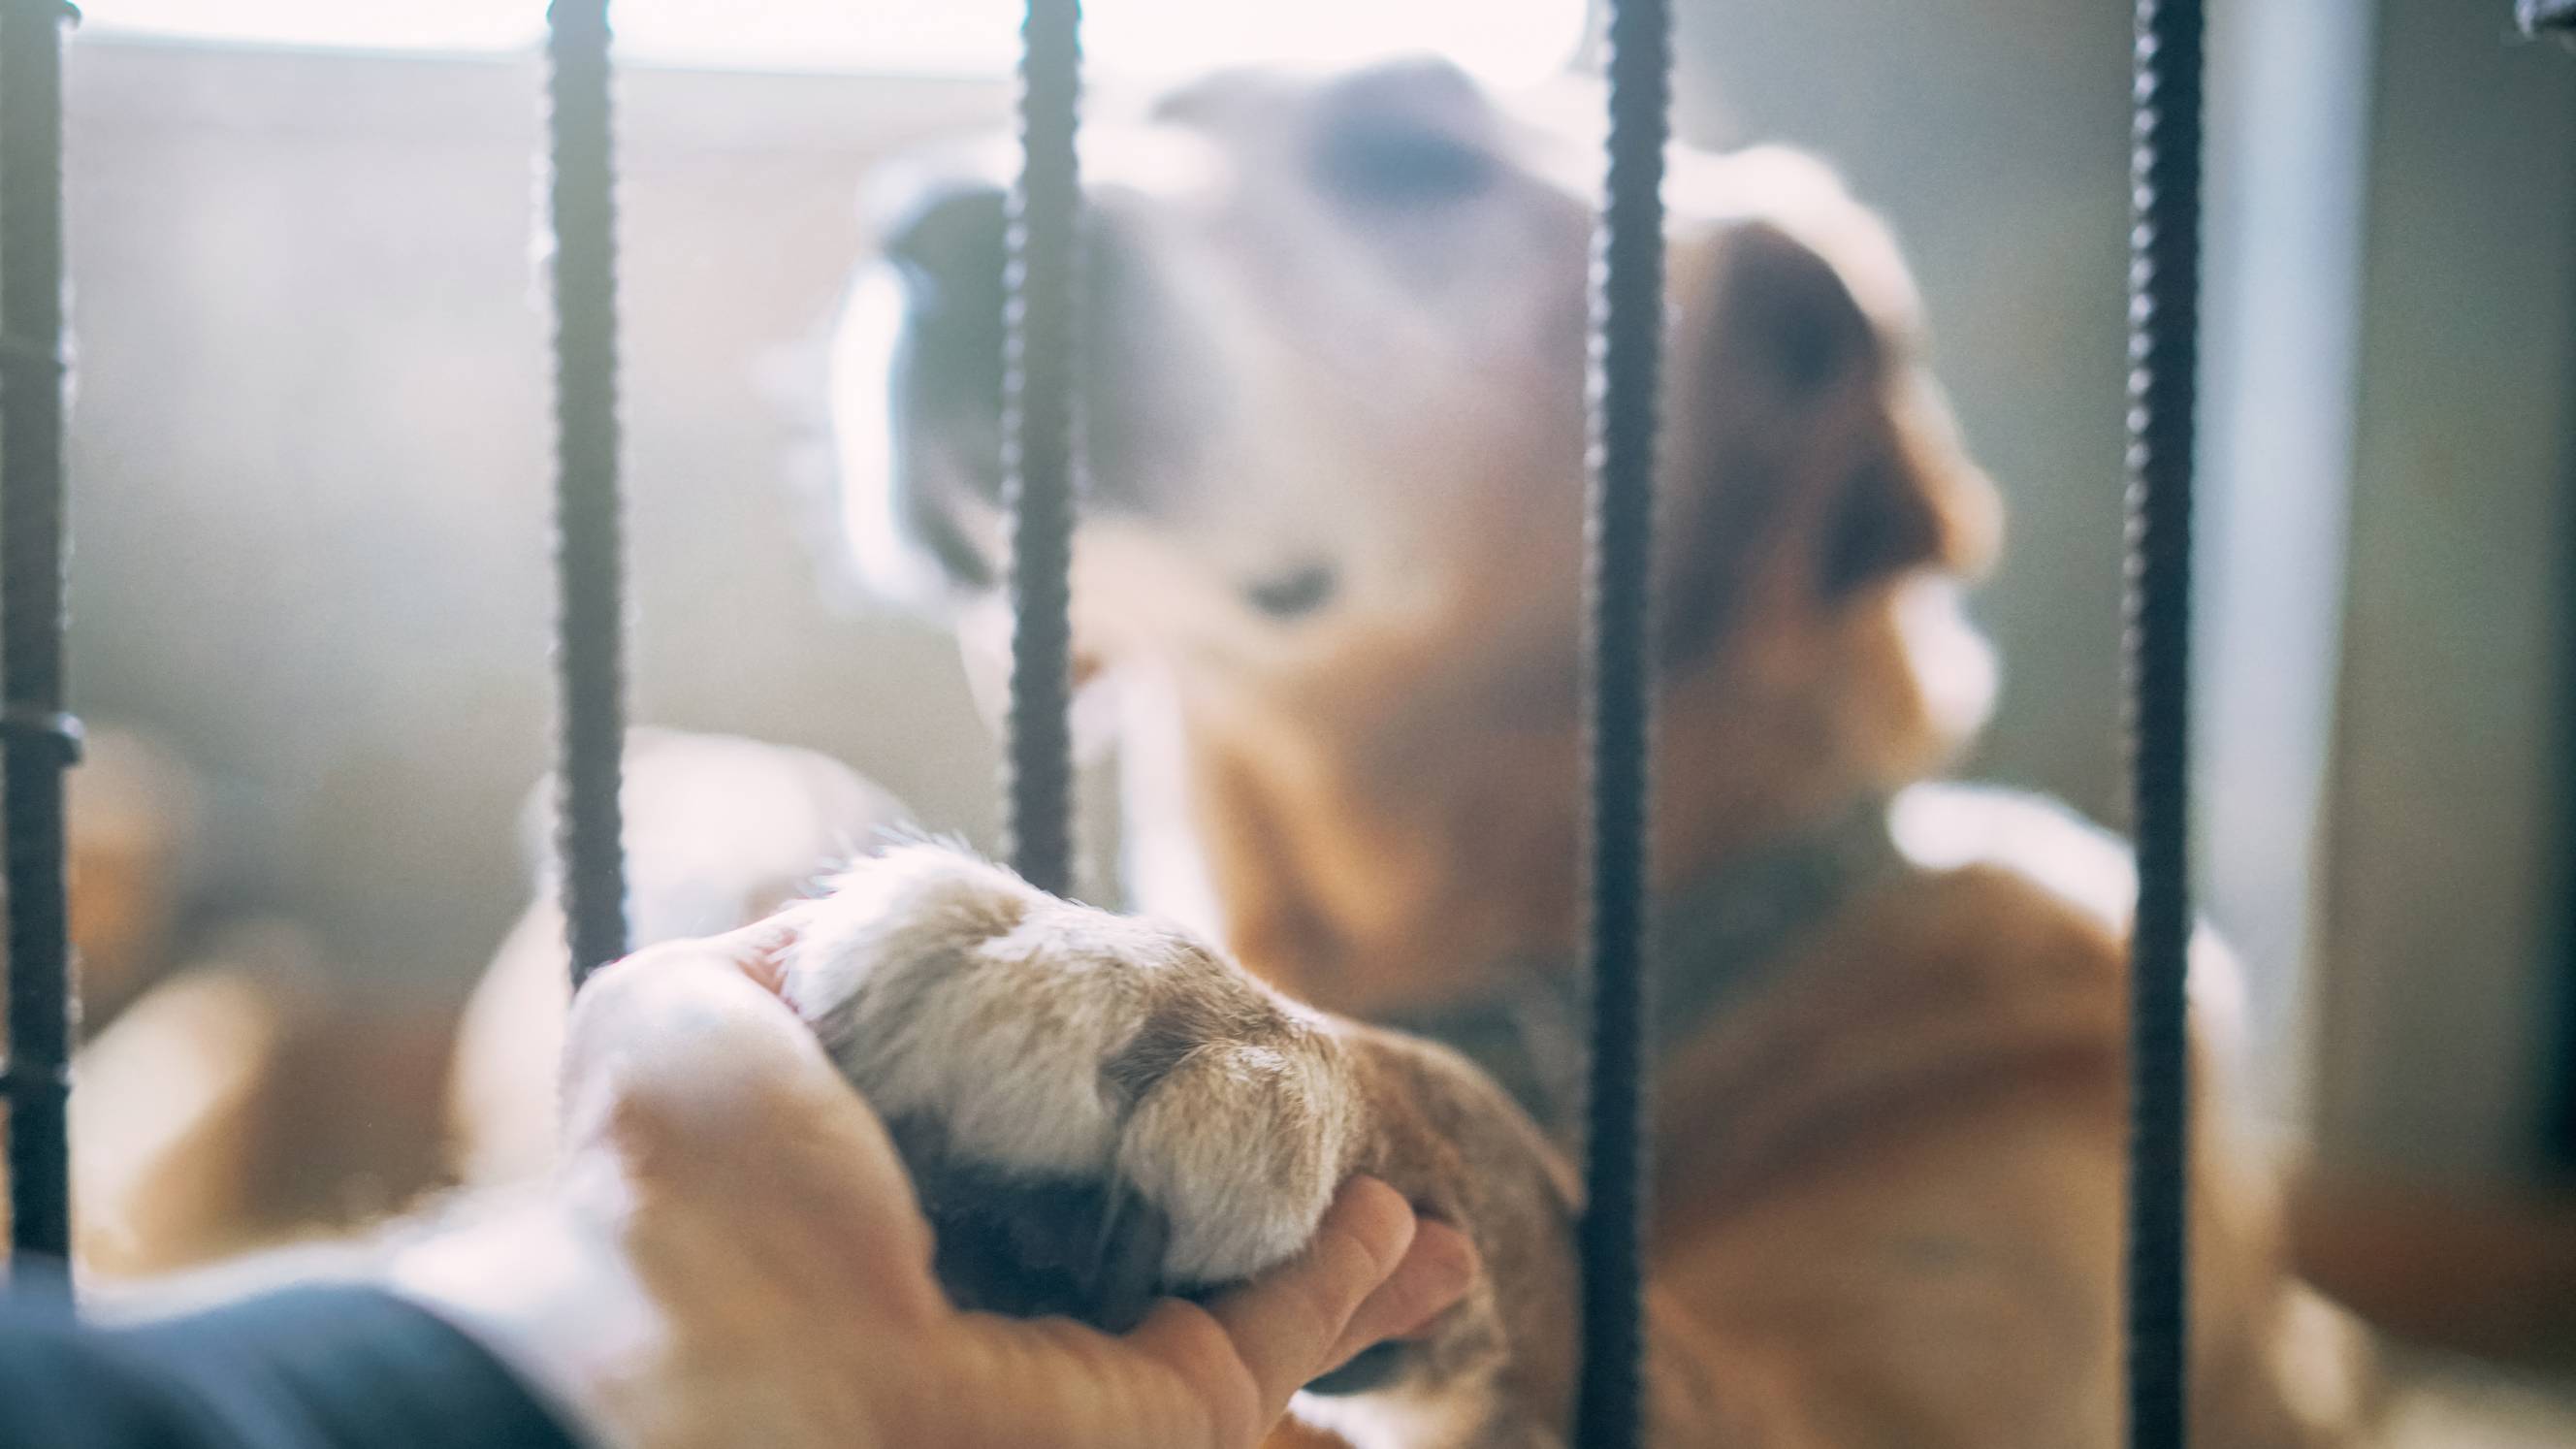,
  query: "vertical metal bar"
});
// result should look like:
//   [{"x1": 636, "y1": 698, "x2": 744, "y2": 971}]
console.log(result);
[
  {"x1": 544, "y1": 0, "x2": 629, "y2": 984},
  {"x1": 2537, "y1": 0, "x2": 2576, "y2": 1169},
  {"x1": 2124, "y1": 0, "x2": 2203, "y2": 1443},
  {"x1": 1003, "y1": 0, "x2": 1080, "y2": 898},
  {"x1": 1576, "y1": 0, "x2": 1669, "y2": 1440},
  {"x1": 1, "y1": 0, "x2": 79, "y2": 1295},
  {"x1": 2558, "y1": 436, "x2": 2576, "y2": 1175}
]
